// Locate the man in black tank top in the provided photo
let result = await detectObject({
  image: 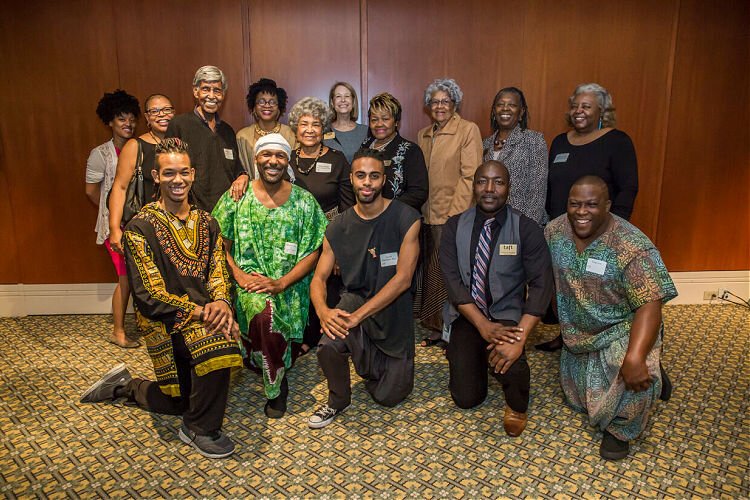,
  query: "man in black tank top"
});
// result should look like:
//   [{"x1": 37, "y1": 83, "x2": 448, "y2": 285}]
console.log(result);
[{"x1": 308, "y1": 149, "x2": 421, "y2": 429}]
